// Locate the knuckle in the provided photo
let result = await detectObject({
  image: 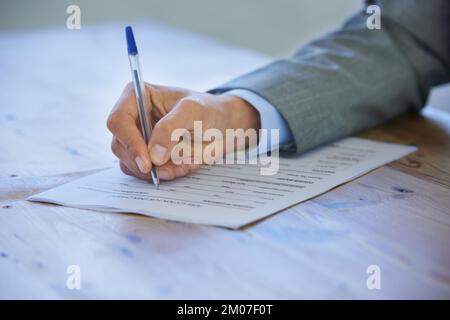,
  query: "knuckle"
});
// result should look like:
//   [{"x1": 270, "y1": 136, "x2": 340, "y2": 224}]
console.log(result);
[
  {"x1": 124, "y1": 140, "x2": 139, "y2": 157},
  {"x1": 165, "y1": 168, "x2": 176, "y2": 180},
  {"x1": 124, "y1": 82, "x2": 134, "y2": 92},
  {"x1": 107, "y1": 112, "x2": 119, "y2": 132},
  {"x1": 178, "y1": 164, "x2": 189, "y2": 175},
  {"x1": 154, "y1": 120, "x2": 172, "y2": 137},
  {"x1": 188, "y1": 164, "x2": 201, "y2": 172},
  {"x1": 179, "y1": 97, "x2": 202, "y2": 112},
  {"x1": 111, "y1": 139, "x2": 120, "y2": 156},
  {"x1": 119, "y1": 162, "x2": 132, "y2": 176}
]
